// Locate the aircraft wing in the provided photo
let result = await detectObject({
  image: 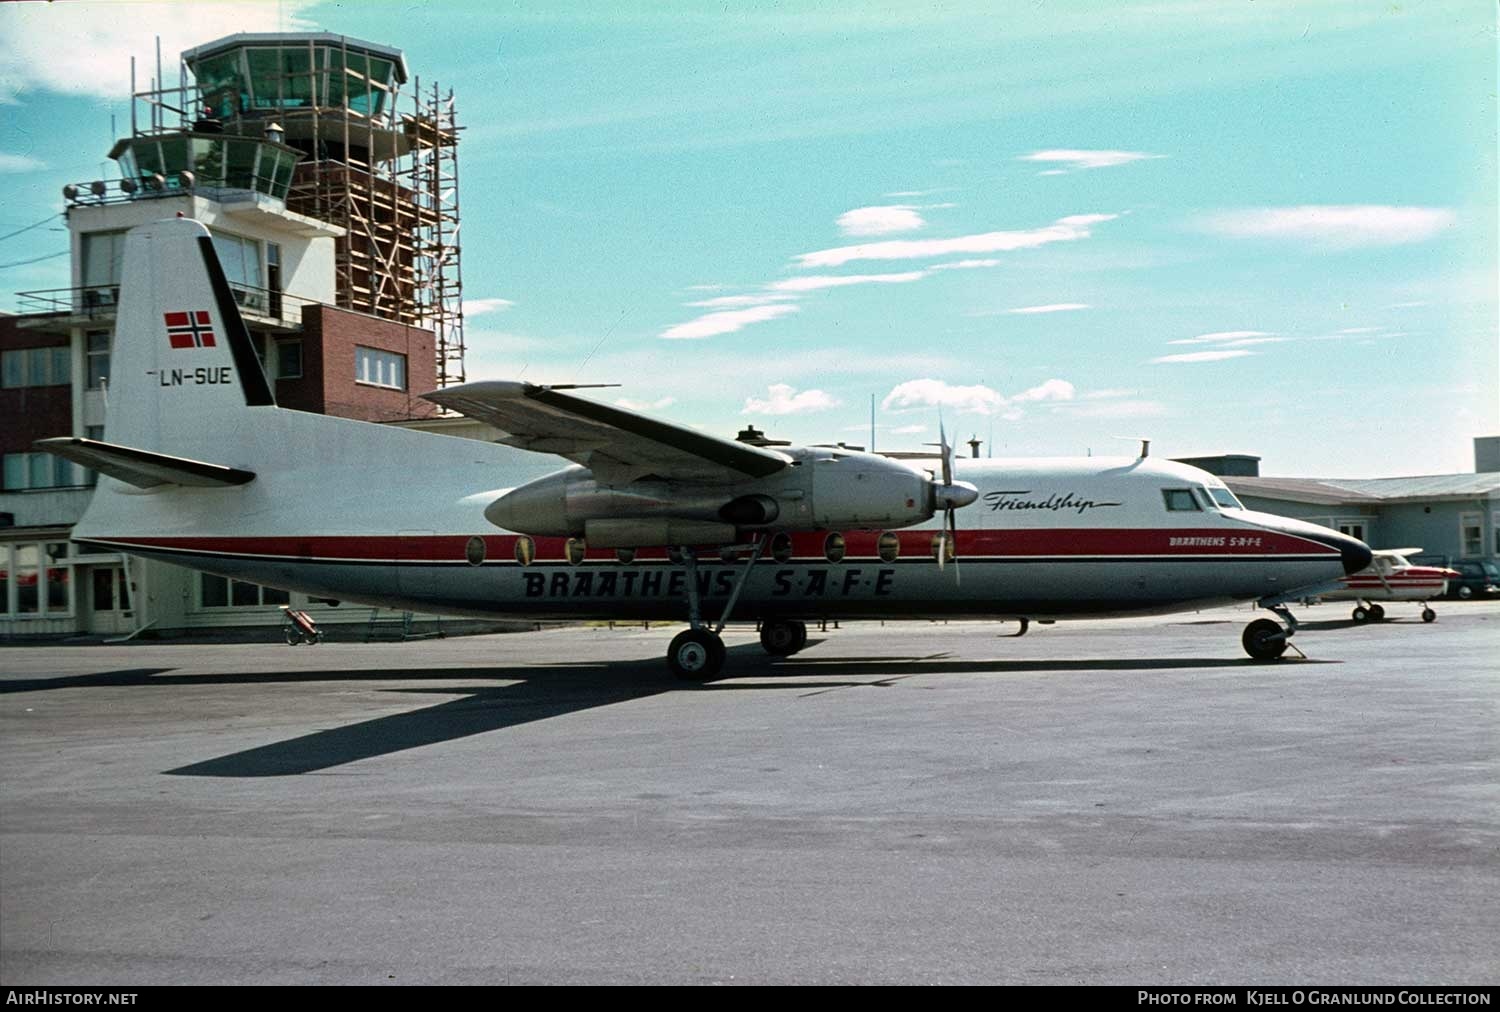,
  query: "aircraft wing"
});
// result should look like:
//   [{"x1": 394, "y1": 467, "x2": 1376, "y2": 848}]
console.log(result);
[{"x1": 422, "y1": 380, "x2": 792, "y2": 483}]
